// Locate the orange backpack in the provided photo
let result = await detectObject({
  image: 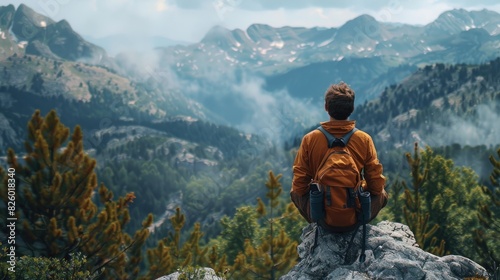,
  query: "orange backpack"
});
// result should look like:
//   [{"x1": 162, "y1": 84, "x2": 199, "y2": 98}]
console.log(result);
[
  {"x1": 312, "y1": 126, "x2": 362, "y2": 232},
  {"x1": 309, "y1": 126, "x2": 372, "y2": 262}
]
